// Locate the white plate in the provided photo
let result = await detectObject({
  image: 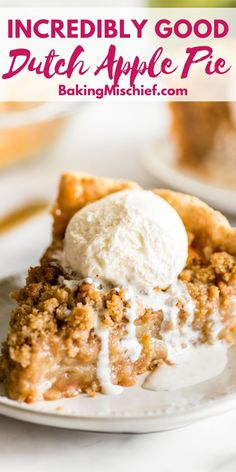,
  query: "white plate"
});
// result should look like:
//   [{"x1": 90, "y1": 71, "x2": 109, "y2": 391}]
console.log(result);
[
  {"x1": 142, "y1": 135, "x2": 236, "y2": 216},
  {"x1": 1, "y1": 275, "x2": 236, "y2": 433}
]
